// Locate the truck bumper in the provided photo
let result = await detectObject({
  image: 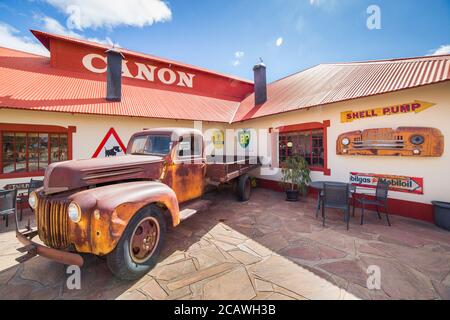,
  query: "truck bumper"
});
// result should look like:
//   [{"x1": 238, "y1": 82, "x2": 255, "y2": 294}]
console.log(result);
[{"x1": 16, "y1": 230, "x2": 84, "y2": 267}]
